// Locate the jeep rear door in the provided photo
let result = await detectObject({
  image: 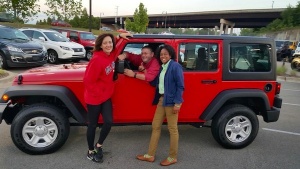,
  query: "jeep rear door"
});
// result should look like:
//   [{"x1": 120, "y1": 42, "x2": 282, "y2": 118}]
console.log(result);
[{"x1": 174, "y1": 39, "x2": 223, "y2": 122}]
